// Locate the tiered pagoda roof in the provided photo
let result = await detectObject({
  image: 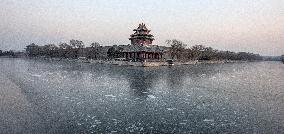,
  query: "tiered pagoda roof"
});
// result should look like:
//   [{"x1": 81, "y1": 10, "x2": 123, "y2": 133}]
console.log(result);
[{"x1": 129, "y1": 23, "x2": 155, "y2": 45}]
